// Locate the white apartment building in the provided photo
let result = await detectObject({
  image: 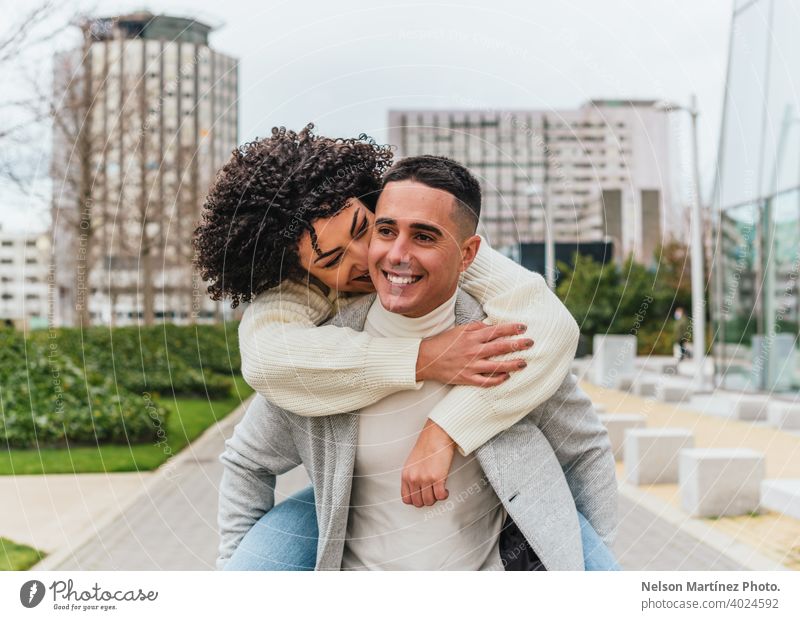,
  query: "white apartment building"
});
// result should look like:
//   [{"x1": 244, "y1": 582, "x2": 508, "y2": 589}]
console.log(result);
[
  {"x1": 0, "y1": 225, "x2": 50, "y2": 329},
  {"x1": 388, "y1": 100, "x2": 678, "y2": 262},
  {"x1": 51, "y1": 12, "x2": 238, "y2": 326}
]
